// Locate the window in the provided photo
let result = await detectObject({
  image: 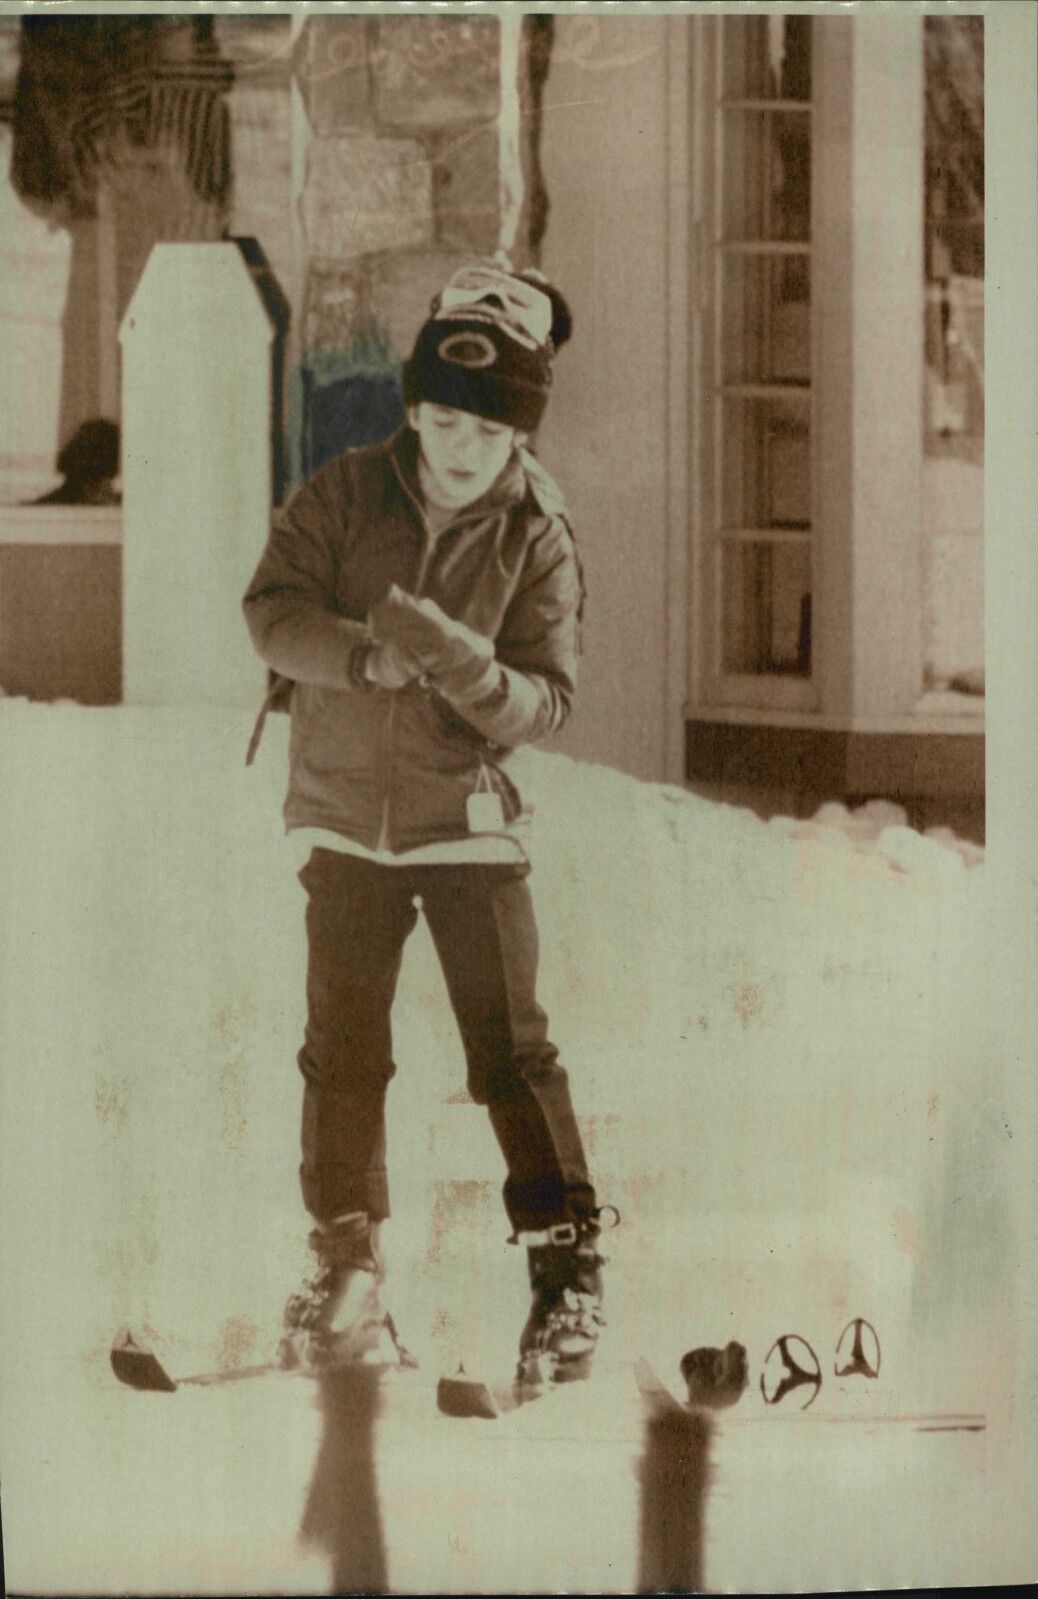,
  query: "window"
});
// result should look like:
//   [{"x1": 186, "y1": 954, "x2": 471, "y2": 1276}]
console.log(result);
[
  {"x1": 693, "y1": 14, "x2": 982, "y2": 737},
  {"x1": 0, "y1": 14, "x2": 291, "y2": 507},
  {"x1": 701, "y1": 16, "x2": 814, "y2": 710}
]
